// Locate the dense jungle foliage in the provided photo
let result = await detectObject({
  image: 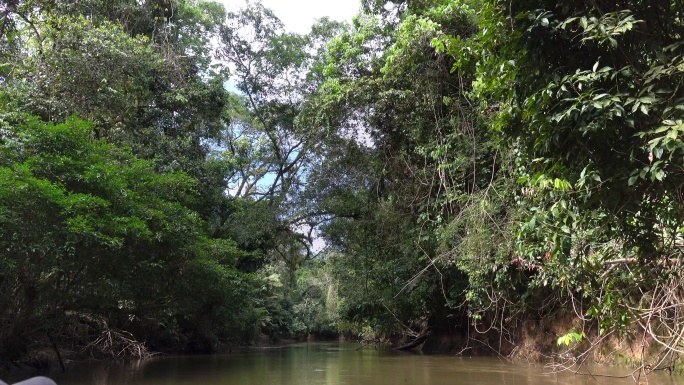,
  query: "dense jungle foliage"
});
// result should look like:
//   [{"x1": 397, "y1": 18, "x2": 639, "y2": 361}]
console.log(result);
[{"x1": 1, "y1": 0, "x2": 683, "y2": 373}]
